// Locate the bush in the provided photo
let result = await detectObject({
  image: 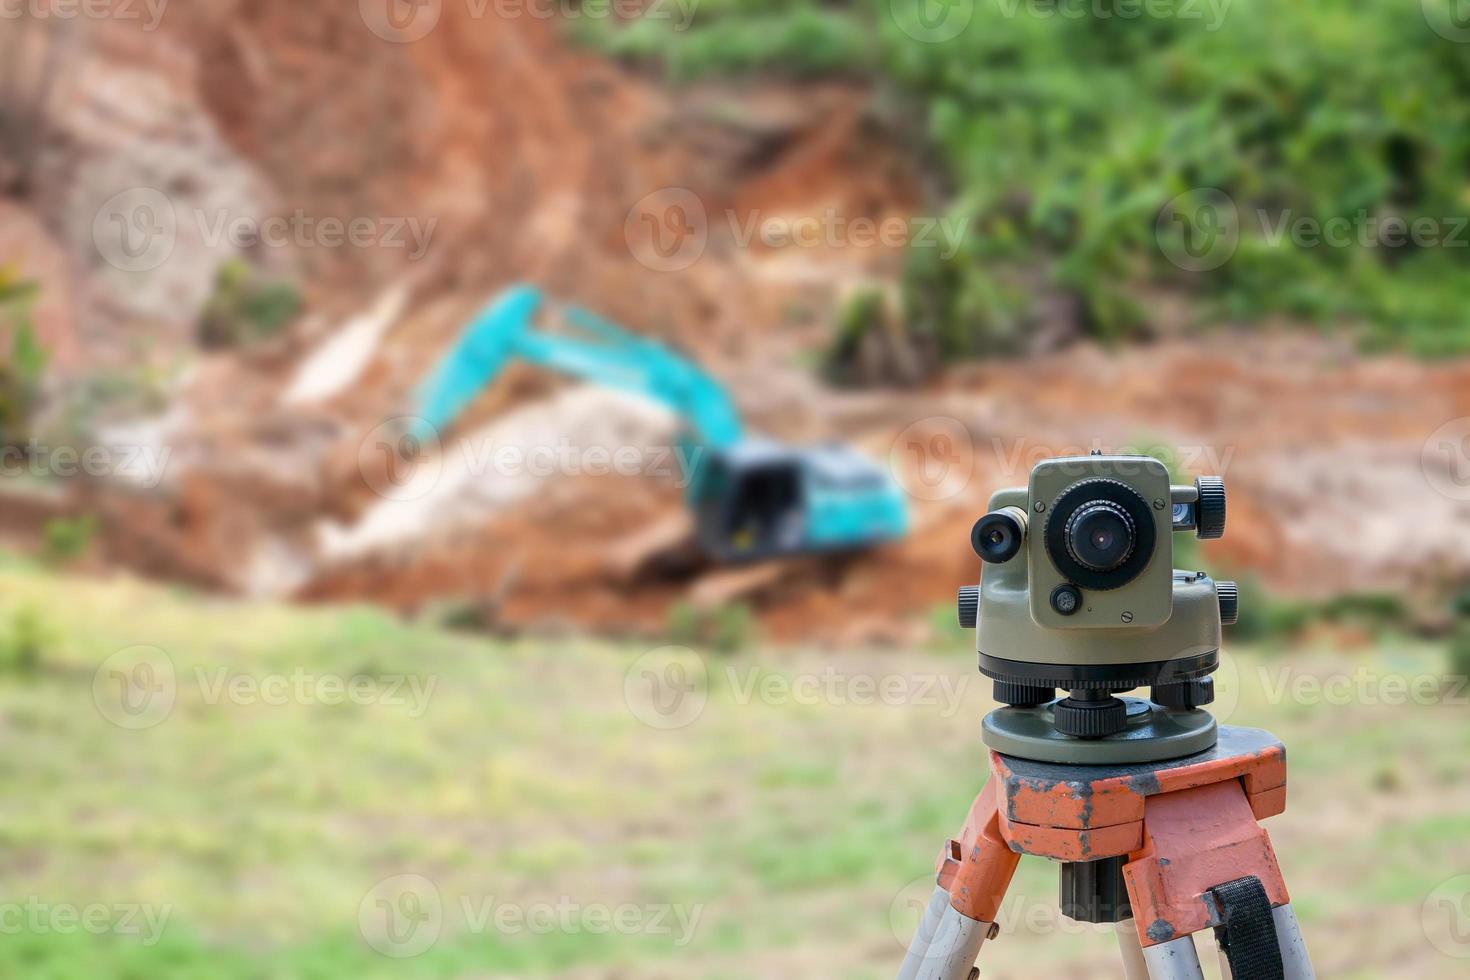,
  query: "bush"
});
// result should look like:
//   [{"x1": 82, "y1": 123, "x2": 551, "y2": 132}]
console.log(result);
[
  {"x1": 667, "y1": 600, "x2": 758, "y2": 654},
  {"x1": 574, "y1": 2, "x2": 874, "y2": 80},
  {"x1": 0, "y1": 265, "x2": 47, "y2": 449},
  {"x1": 1229, "y1": 583, "x2": 1409, "y2": 644},
  {"x1": 1449, "y1": 622, "x2": 1470, "y2": 686},
  {"x1": 197, "y1": 259, "x2": 302, "y2": 350},
  {"x1": 0, "y1": 605, "x2": 51, "y2": 676},
  {"x1": 582, "y1": 0, "x2": 1470, "y2": 355},
  {"x1": 42, "y1": 515, "x2": 97, "y2": 566}
]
